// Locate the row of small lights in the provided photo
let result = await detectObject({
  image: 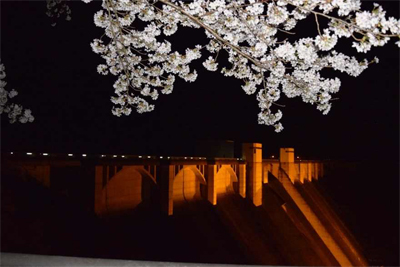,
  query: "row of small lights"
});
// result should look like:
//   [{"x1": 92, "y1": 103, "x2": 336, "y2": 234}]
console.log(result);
[
  {"x1": 269, "y1": 156, "x2": 301, "y2": 159},
  {"x1": 11, "y1": 152, "x2": 299, "y2": 160},
  {"x1": 11, "y1": 152, "x2": 241, "y2": 160}
]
